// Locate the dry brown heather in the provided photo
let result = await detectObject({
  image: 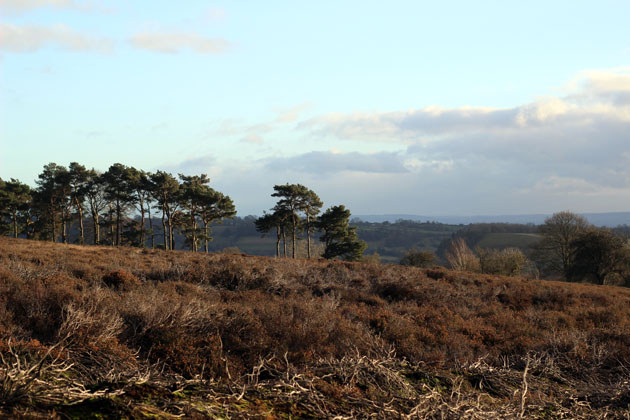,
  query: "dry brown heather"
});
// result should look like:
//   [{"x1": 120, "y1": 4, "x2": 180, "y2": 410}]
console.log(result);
[{"x1": 1, "y1": 236, "x2": 630, "y2": 419}]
